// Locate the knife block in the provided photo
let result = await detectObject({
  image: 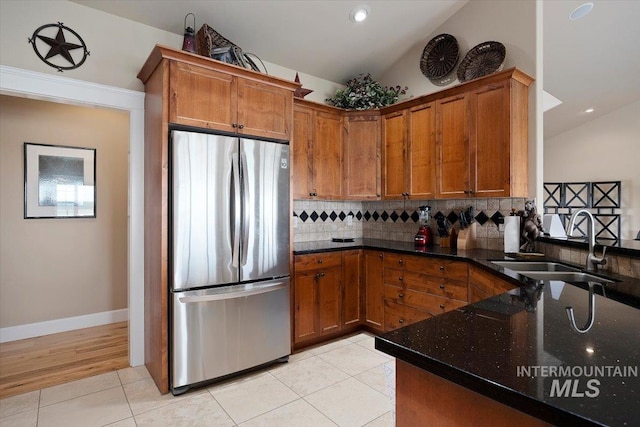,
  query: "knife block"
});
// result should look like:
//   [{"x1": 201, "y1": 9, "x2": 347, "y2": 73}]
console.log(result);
[
  {"x1": 439, "y1": 228, "x2": 458, "y2": 248},
  {"x1": 457, "y1": 222, "x2": 476, "y2": 250}
]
